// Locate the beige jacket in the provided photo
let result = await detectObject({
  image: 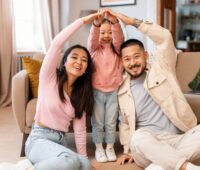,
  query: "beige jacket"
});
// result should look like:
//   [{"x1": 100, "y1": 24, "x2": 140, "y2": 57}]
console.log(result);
[{"x1": 117, "y1": 21, "x2": 197, "y2": 154}]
